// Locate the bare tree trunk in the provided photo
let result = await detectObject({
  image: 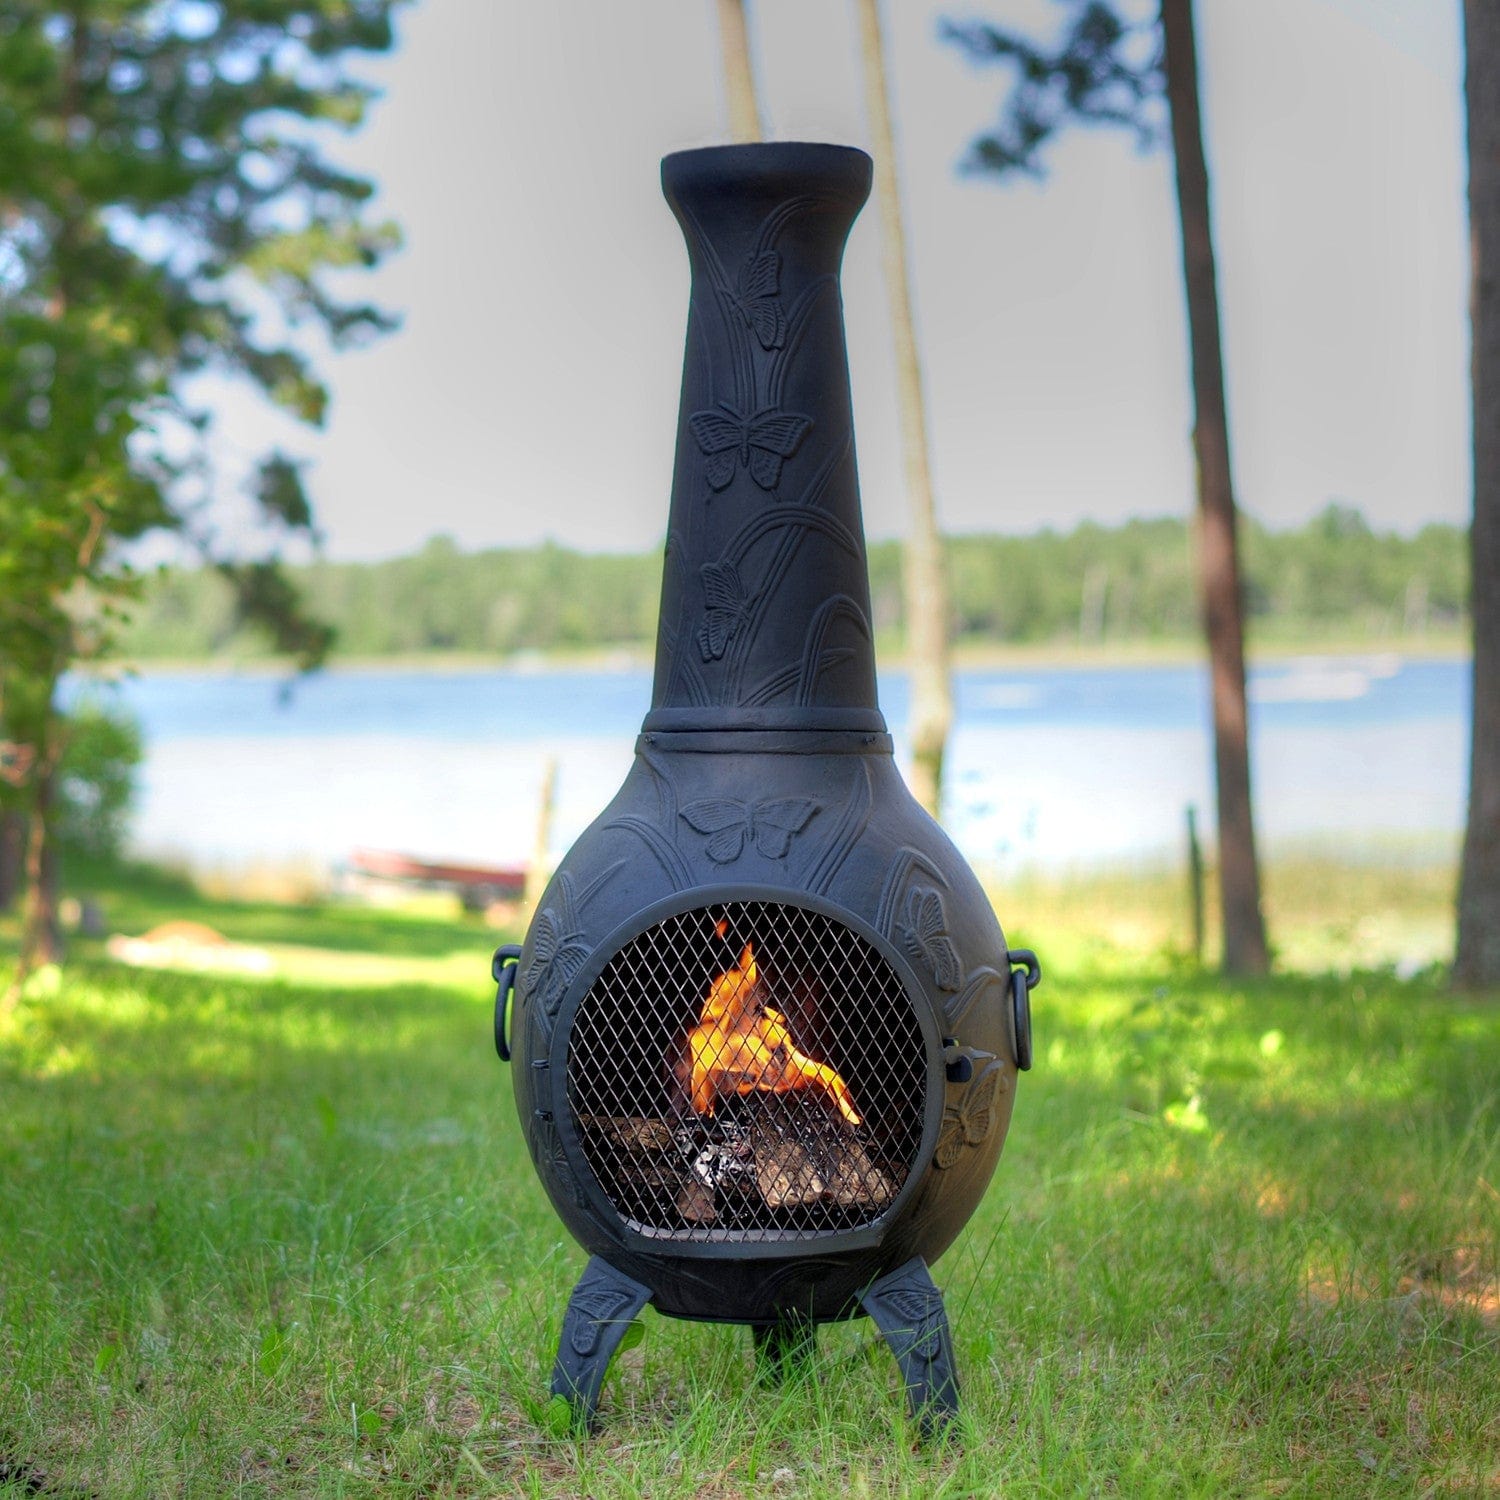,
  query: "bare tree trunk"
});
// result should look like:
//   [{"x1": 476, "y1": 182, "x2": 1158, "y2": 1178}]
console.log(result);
[
  {"x1": 1455, "y1": 0, "x2": 1500, "y2": 989},
  {"x1": 1160, "y1": 0, "x2": 1268, "y2": 976},
  {"x1": 715, "y1": 0, "x2": 763, "y2": 143},
  {"x1": 854, "y1": 0, "x2": 953, "y2": 821},
  {"x1": 17, "y1": 749, "x2": 63, "y2": 980},
  {"x1": 0, "y1": 809, "x2": 21, "y2": 912},
  {"x1": 524, "y1": 755, "x2": 559, "y2": 916}
]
